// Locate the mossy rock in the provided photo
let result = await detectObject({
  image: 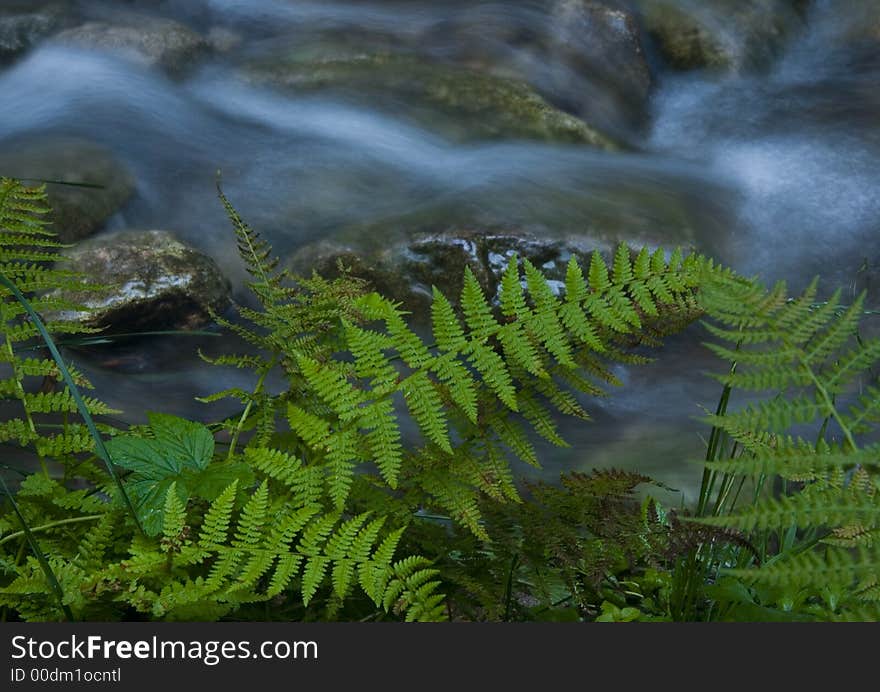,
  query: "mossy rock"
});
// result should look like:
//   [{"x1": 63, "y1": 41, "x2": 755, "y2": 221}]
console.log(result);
[
  {"x1": 0, "y1": 1, "x2": 74, "y2": 64},
  {"x1": 0, "y1": 137, "x2": 134, "y2": 243},
  {"x1": 52, "y1": 230, "x2": 232, "y2": 331},
  {"x1": 417, "y1": 0, "x2": 654, "y2": 135},
  {"x1": 242, "y1": 50, "x2": 617, "y2": 147},
  {"x1": 54, "y1": 15, "x2": 209, "y2": 77},
  {"x1": 635, "y1": 0, "x2": 804, "y2": 73}
]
